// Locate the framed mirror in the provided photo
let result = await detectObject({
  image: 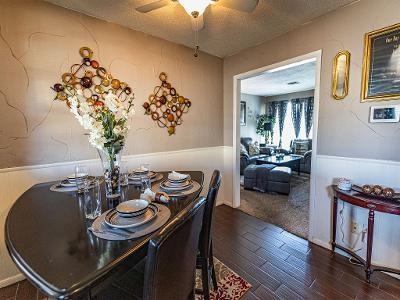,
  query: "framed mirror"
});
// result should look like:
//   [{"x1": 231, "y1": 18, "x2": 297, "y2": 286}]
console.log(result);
[{"x1": 332, "y1": 51, "x2": 350, "y2": 100}]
